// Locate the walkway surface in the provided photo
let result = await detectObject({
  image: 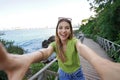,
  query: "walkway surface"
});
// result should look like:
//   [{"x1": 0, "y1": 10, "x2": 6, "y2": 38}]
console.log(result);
[{"x1": 80, "y1": 38, "x2": 112, "y2": 80}]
